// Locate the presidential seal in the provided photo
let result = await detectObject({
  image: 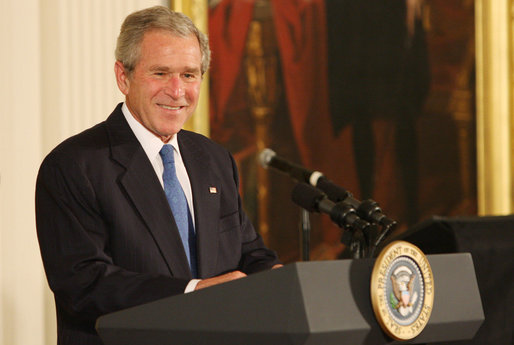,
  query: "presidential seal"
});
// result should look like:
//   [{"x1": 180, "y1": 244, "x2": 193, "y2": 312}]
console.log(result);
[{"x1": 370, "y1": 241, "x2": 435, "y2": 340}]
